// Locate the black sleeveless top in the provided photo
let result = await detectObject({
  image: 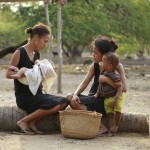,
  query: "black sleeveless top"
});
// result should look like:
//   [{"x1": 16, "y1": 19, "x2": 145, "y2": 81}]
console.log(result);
[
  {"x1": 14, "y1": 47, "x2": 40, "y2": 96},
  {"x1": 88, "y1": 63, "x2": 100, "y2": 96},
  {"x1": 14, "y1": 47, "x2": 68, "y2": 114}
]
